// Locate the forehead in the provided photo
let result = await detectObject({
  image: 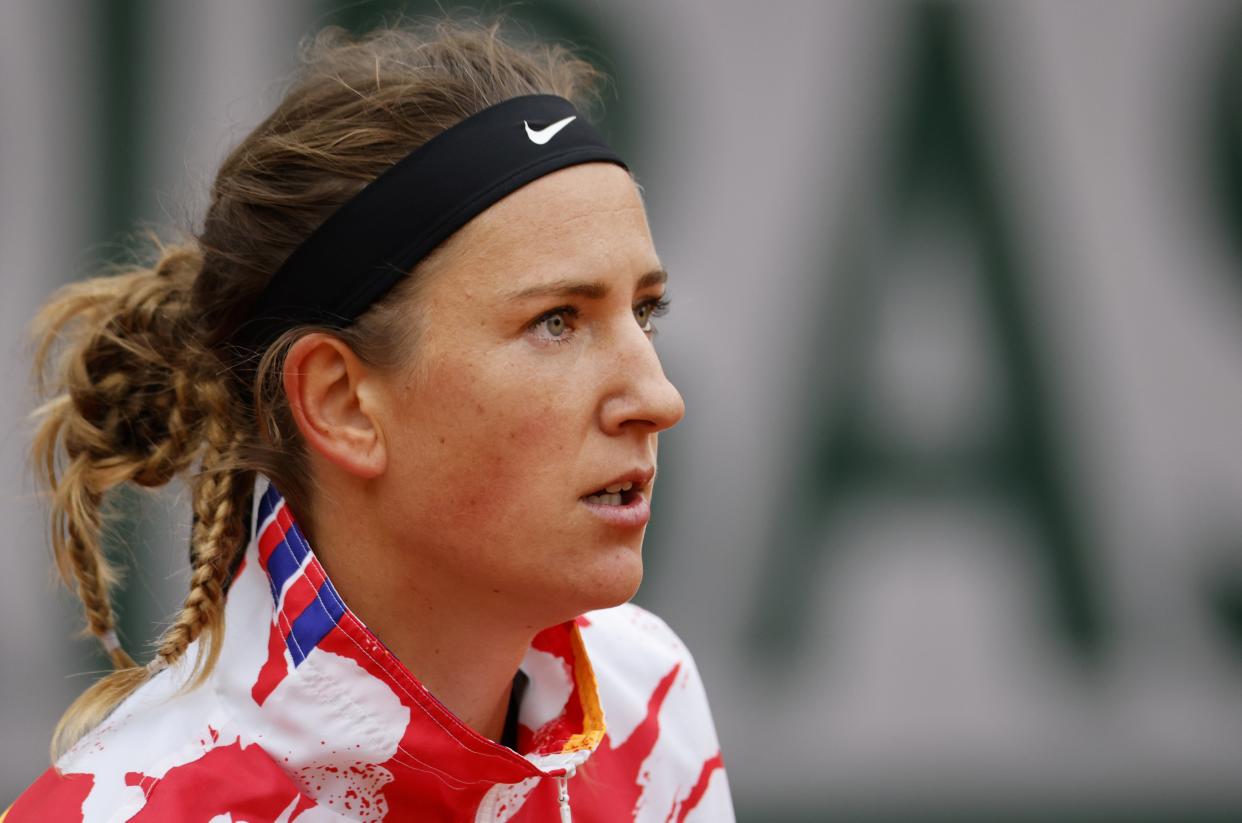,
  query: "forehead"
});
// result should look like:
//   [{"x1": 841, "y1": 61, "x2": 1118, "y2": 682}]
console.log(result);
[{"x1": 420, "y1": 163, "x2": 657, "y2": 288}]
